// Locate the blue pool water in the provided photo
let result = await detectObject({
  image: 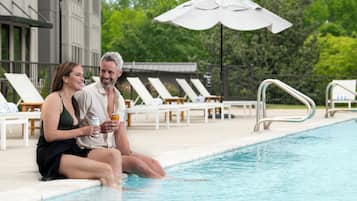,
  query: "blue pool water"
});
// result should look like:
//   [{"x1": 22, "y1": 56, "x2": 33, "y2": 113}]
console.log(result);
[{"x1": 47, "y1": 120, "x2": 357, "y2": 201}]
